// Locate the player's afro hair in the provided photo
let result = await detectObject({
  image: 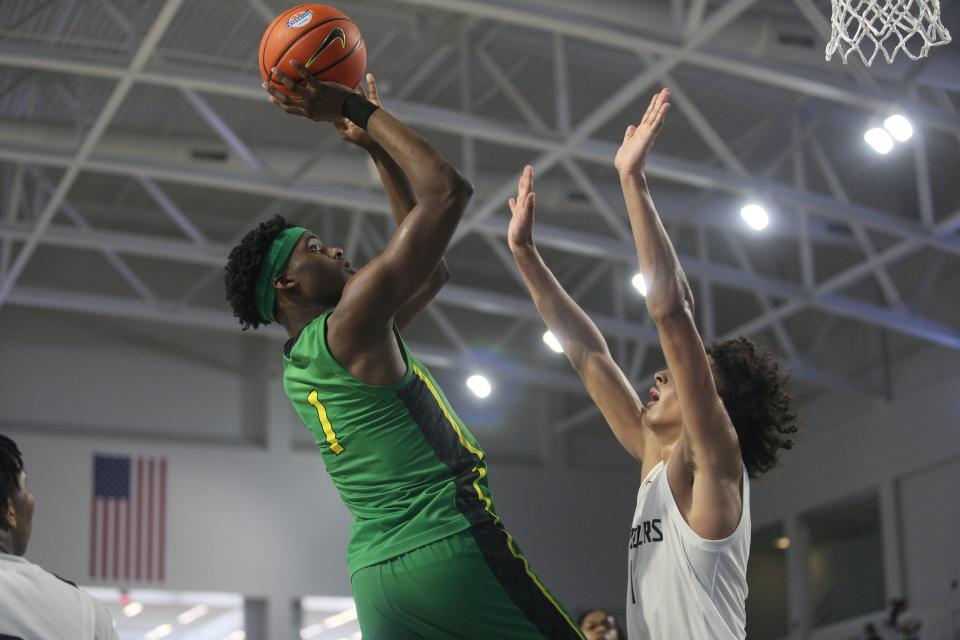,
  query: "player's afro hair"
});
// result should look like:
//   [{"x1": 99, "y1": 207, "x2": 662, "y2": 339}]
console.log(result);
[
  {"x1": 706, "y1": 337, "x2": 798, "y2": 479},
  {"x1": 224, "y1": 215, "x2": 294, "y2": 330}
]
